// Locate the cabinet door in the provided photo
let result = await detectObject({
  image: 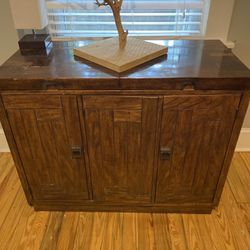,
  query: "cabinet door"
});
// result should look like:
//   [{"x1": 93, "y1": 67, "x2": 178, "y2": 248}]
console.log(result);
[
  {"x1": 83, "y1": 96, "x2": 158, "y2": 202},
  {"x1": 4, "y1": 95, "x2": 89, "y2": 201},
  {"x1": 156, "y1": 94, "x2": 240, "y2": 203}
]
